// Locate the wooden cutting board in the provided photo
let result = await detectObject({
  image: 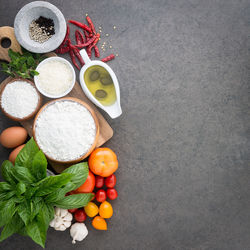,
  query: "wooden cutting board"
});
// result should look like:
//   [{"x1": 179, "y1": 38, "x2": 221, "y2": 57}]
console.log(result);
[{"x1": 0, "y1": 26, "x2": 113, "y2": 173}]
